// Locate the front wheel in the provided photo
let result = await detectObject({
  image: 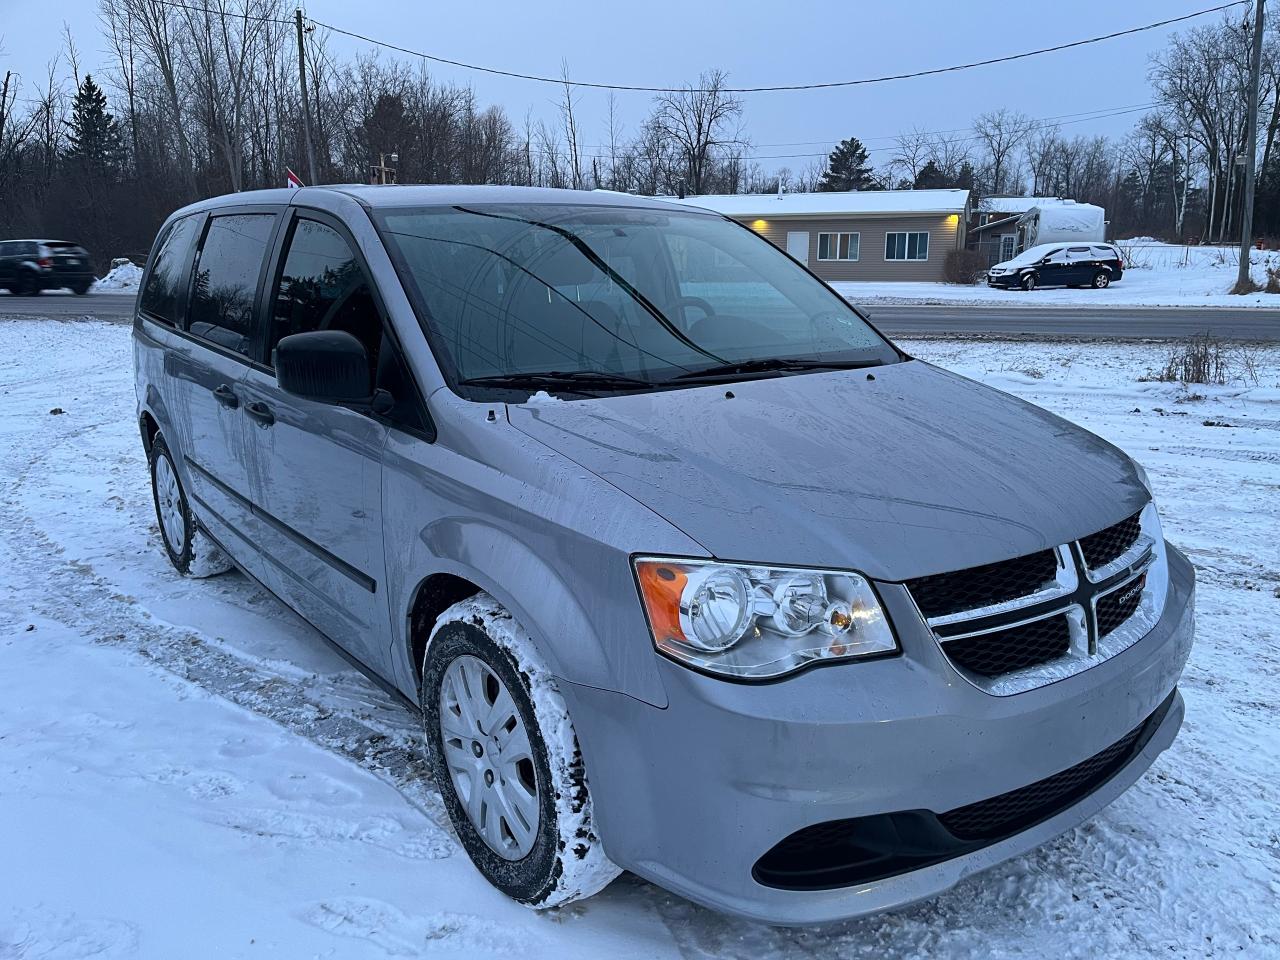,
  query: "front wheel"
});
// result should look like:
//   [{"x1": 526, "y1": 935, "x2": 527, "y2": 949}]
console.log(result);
[
  {"x1": 71, "y1": 280, "x2": 92, "y2": 295},
  {"x1": 1020, "y1": 272, "x2": 1038, "y2": 291},
  {"x1": 422, "y1": 595, "x2": 620, "y2": 909},
  {"x1": 148, "y1": 435, "x2": 233, "y2": 577},
  {"x1": 1092, "y1": 271, "x2": 1111, "y2": 289}
]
